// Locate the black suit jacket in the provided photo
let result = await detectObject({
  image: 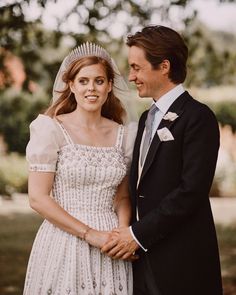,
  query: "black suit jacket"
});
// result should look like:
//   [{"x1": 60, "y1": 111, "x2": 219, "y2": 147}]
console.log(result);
[{"x1": 130, "y1": 91, "x2": 223, "y2": 295}]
